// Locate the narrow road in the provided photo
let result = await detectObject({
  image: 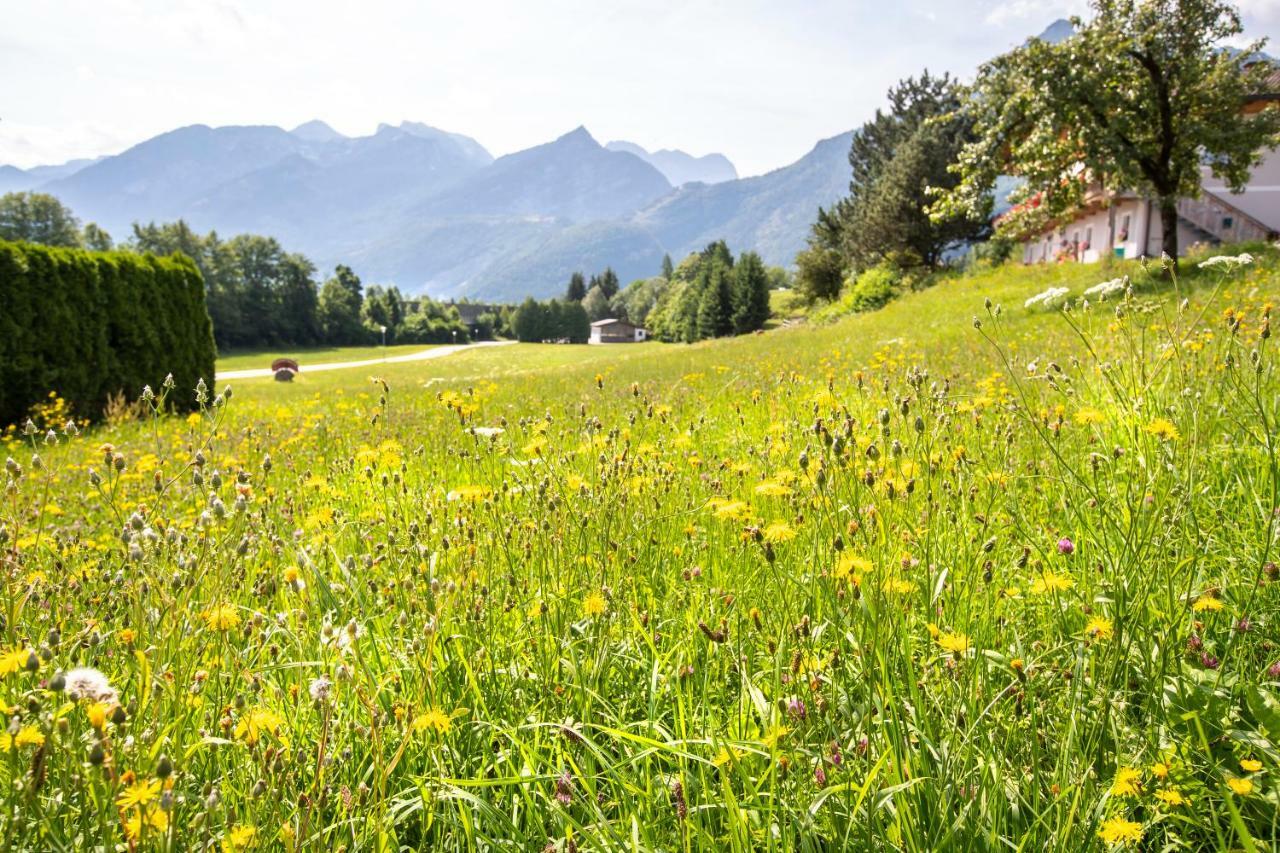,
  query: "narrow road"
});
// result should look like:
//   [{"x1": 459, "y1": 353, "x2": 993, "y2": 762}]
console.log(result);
[{"x1": 217, "y1": 340, "x2": 517, "y2": 380}]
